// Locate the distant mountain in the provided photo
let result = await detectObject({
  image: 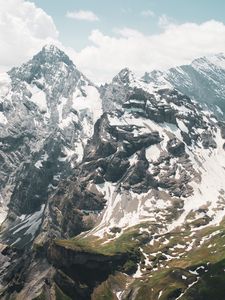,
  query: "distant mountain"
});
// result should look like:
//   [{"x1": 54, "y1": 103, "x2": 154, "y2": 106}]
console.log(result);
[
  {"x1": 0, "y1": 47, "x2": 225, "y2": 300},
  {"x1": 142, "y1": 53, "x2": 225, "y2": 118}
]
